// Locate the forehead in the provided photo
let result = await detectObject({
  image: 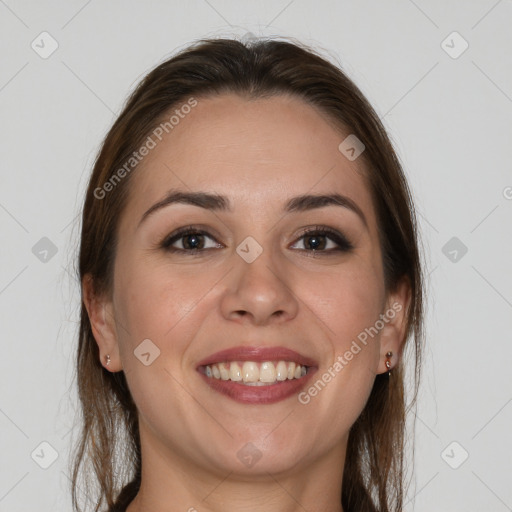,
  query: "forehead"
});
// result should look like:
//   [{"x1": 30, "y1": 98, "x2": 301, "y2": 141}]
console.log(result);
[{"x1": 124, "y1": 93, "x2": 377, "y2": 228}]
